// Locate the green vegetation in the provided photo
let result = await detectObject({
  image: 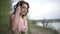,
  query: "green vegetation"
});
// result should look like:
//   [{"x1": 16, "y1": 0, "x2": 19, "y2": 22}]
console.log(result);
[{"x1": 0, "y1": 0, "x2": 12, "y2": 34}]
